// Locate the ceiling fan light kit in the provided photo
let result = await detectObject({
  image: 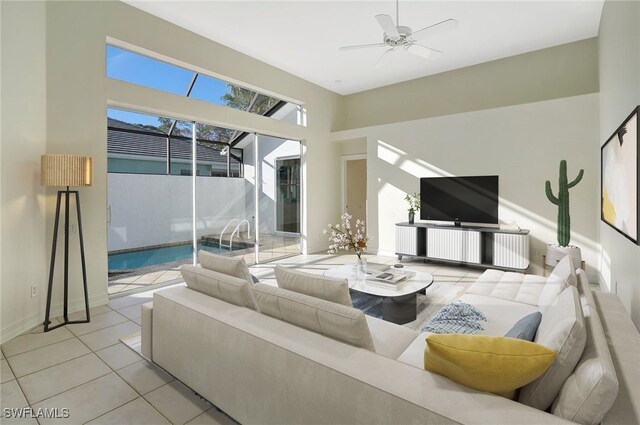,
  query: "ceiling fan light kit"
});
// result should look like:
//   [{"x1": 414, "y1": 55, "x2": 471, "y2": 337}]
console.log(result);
[{"x1": 340, "y1": 0, "x2": 458, "y2": 67}]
